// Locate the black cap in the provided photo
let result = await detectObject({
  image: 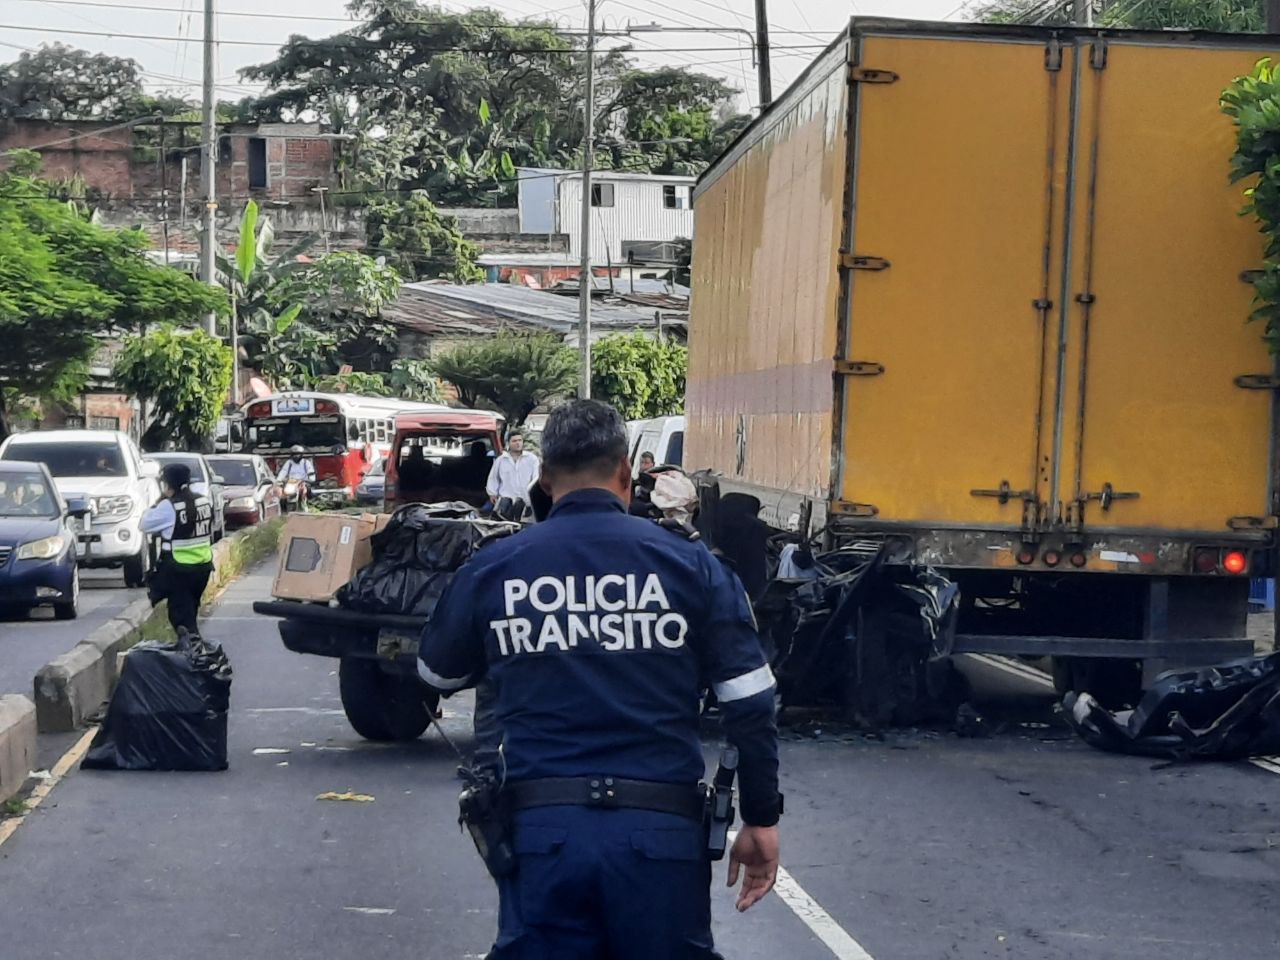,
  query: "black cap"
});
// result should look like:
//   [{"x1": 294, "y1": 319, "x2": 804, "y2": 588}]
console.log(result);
[{"x1": 162, "y1": 463, "x2": 192, "y2": 490}]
